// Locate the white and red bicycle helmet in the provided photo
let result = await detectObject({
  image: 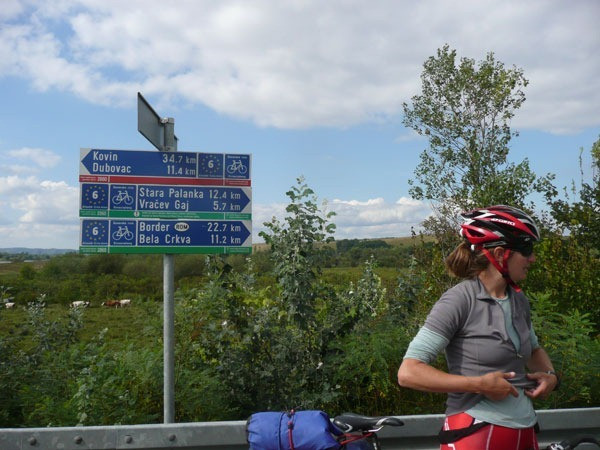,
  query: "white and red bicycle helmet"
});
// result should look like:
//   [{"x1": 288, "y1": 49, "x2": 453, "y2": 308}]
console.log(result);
[{"x1": 460, "y1": 205, "x2": 540, "y2": 291}]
